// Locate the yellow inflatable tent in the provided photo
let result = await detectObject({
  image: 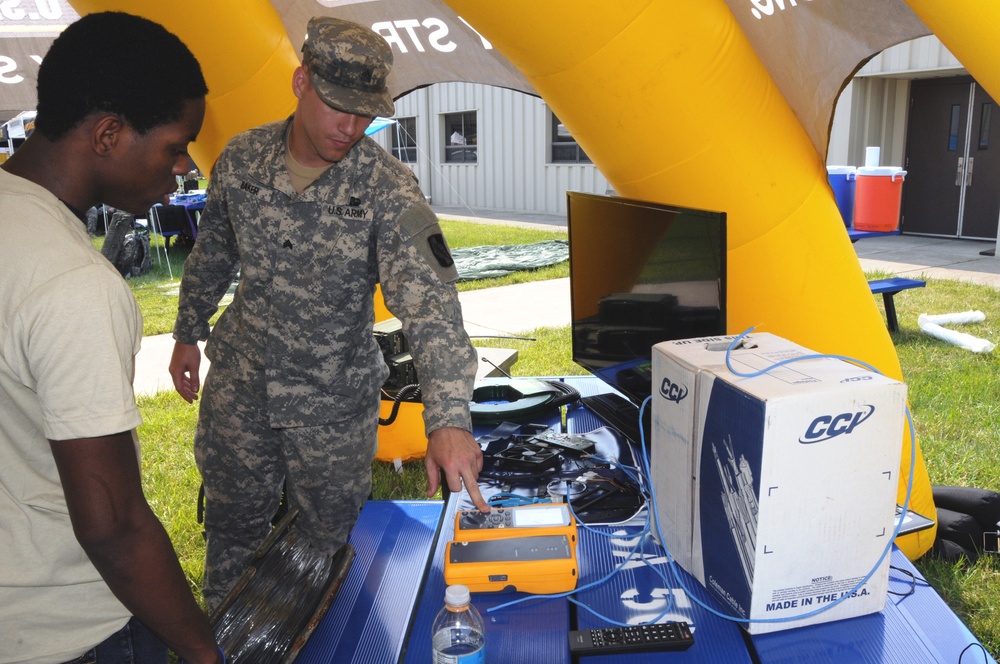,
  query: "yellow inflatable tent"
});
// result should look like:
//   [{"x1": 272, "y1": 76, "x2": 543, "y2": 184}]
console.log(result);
[{"x1": 68, "y1": 0, "x2": 1000, "y2": 558}]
